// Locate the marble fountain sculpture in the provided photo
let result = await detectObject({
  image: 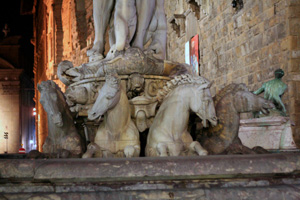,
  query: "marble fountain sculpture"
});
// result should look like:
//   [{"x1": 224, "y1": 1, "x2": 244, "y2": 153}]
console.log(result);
[
  {"x1": 38, "y1": 0, "x2": 276, "y2": 158},
  {"x1": 37, "y1": 81, "x2": 83, "y2": 157}
]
